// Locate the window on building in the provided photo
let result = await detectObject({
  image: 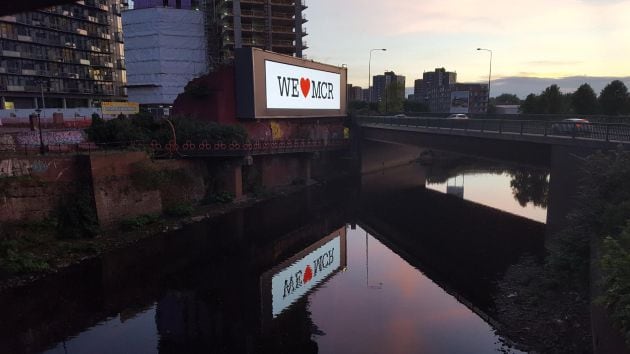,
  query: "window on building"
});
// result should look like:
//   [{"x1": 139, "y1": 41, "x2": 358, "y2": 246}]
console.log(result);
[{"x1": 176, "y1": 0, "x2": 181, "y2": 8}]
